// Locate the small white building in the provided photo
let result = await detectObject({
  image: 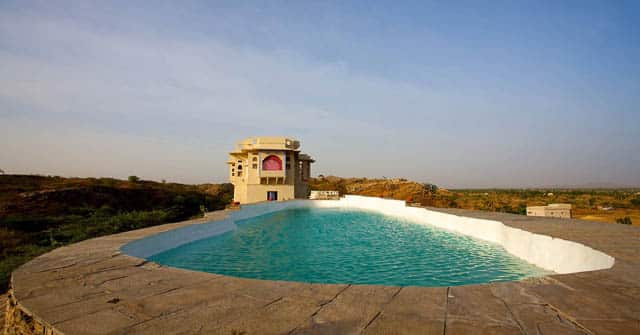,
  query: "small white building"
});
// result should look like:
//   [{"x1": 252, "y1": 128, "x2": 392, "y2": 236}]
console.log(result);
[
  {"x1": 526, "y1": 203, "x2": 572, "y2": 219},
  {"x1": 309, "y1": 190, "x2": 340, "y2": 200}
]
